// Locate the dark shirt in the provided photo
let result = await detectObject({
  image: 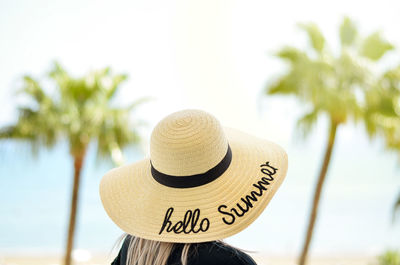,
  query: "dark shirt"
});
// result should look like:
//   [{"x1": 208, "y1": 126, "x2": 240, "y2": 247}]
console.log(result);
[{"x1": 111, "y1": 236, "x2": 257, "y2": 265}]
